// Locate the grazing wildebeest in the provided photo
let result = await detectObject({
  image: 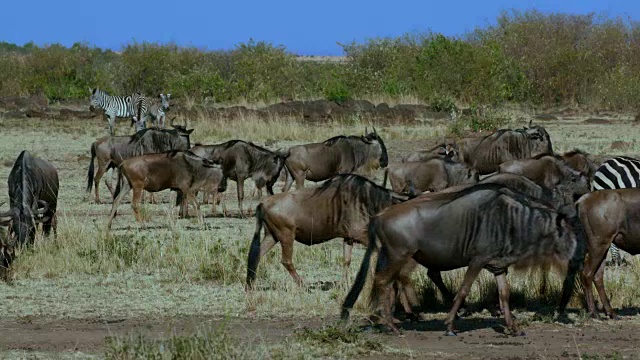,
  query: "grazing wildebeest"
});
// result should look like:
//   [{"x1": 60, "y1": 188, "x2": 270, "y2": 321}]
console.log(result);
[
  {"x1": 2, "y1": 151, "x2": 59, "y2": 246},
  {"x1": 383, "y1": 158, "x2": 478, "y2": 193},
  {"x1": 498, "y1": 152, "x2": 591, "y2": 204},
  {"x1": 401, "y1": 142, "x2": 459, "y2": 163},
  {"x1": 341, "y1": 184, "x2": 586, "y2": 335},
  {"x1": 565, "y1": 188, "x2": 640, "y2": 319},
  {"x1": 86, "y1": 123, "x2": 194, "y2": 203},
  {"x1": 106, "y1": 151, "x2": 223, "y2": 230},
  {"x1": 246, "y1": 174, "x2": 419, "y2": 289},
  {"x1": 215, "y1": 141, "x2": 289, "y2": 217},
  {"x1": 459, "y1": 123, "x2": 553, "y2": 175},
  {"x1": 282, "y1": 128, "x2": 388, "y2": 192},
  {"x1": 589, "y1": 156, "x2": 640, "y2": 266},
  {"x1": 190, "y1": 141, "x2": 245, "y2": 204}
]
